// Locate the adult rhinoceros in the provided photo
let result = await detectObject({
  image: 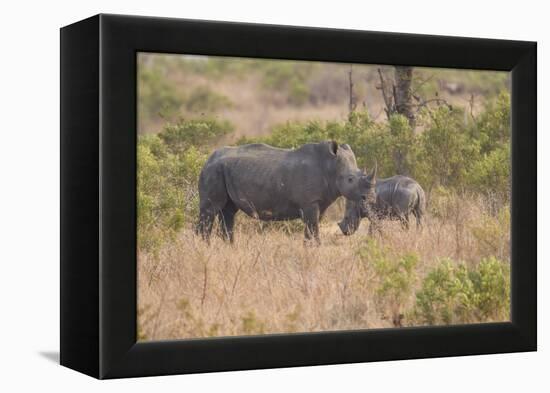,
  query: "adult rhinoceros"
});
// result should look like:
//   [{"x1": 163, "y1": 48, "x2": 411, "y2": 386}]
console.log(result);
[
  {"x1": 338, "y1": 172, "x2": 426, "y2": 236},
  {"x1": 196, "y1": 141, "x2": 373, "y2": 243}
]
